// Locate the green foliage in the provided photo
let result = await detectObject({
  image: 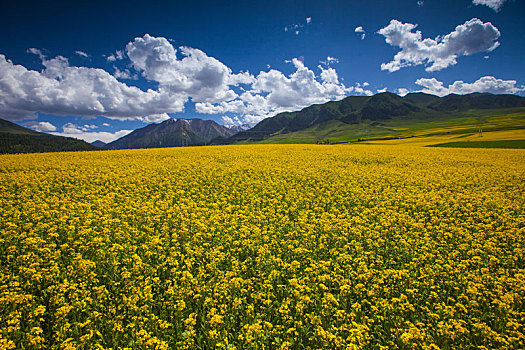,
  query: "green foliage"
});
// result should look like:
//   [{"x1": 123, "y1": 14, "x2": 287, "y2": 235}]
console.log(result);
[
  {"x1": 0, "y1": 133, "x2": 98, "y2": 154},
  {"x1": 428, "y1": 139, "x2": 525, "y2": 149}
]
